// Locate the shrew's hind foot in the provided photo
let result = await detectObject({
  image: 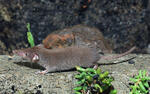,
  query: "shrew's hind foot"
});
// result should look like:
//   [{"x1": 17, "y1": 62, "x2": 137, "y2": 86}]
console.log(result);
[{"x1": 35, "y1": 70, "x2": 48, "y2": 74}]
